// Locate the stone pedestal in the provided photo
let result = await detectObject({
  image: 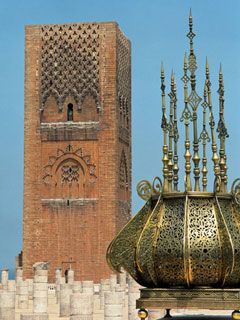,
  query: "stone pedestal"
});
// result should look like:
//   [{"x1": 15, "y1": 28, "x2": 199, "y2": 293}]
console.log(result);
[
  {"x1": 60, "y1": 283, "x2": 72, "y2": 317},
  {"x1": 70, "y1": 292, "x2": 93, "y2": 320},
  {"x1": 115, "y1": 284, "x2": 125, "y2": 307},
  {"x1": 128, "y1": 277, "x2": 140, "y2": 320},
  {"x1": 0, "y1": 291, "x2": 15, "y2": 320},
  {"x1": 104, "y1": 291, "x2": 123, "y2": 320}
]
